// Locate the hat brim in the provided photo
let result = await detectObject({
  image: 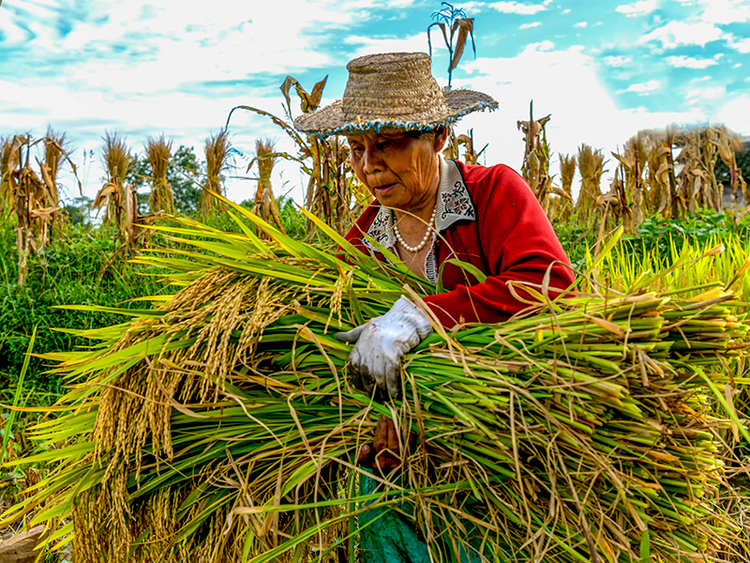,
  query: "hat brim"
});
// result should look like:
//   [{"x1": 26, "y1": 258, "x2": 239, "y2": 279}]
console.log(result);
[{"x1": 294, "y1": 89, "x2": 498, "y2": 137}]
